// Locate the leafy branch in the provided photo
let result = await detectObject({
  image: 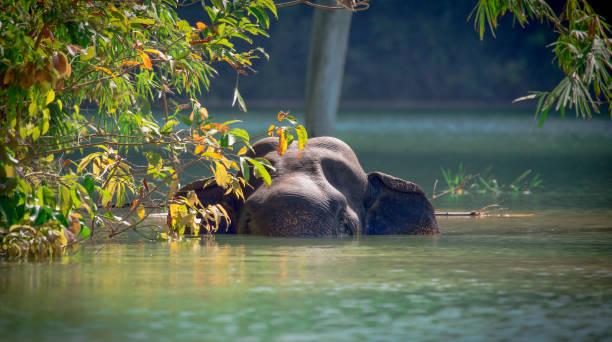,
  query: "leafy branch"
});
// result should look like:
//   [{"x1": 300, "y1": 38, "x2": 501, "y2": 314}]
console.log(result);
[{"x1": 470, "y1": 0, "x2": 612, "y2": 125}]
